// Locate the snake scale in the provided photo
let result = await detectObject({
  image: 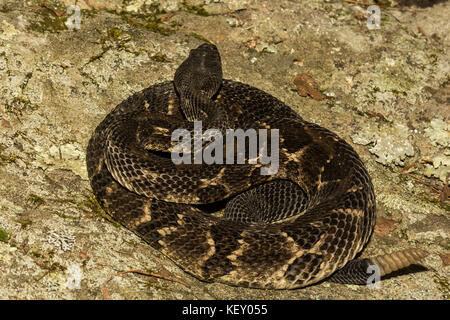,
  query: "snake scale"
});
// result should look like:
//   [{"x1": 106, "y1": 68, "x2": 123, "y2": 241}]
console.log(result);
[{"x1": 86, "y1": 44, "x2": 428, "y2": 289}]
